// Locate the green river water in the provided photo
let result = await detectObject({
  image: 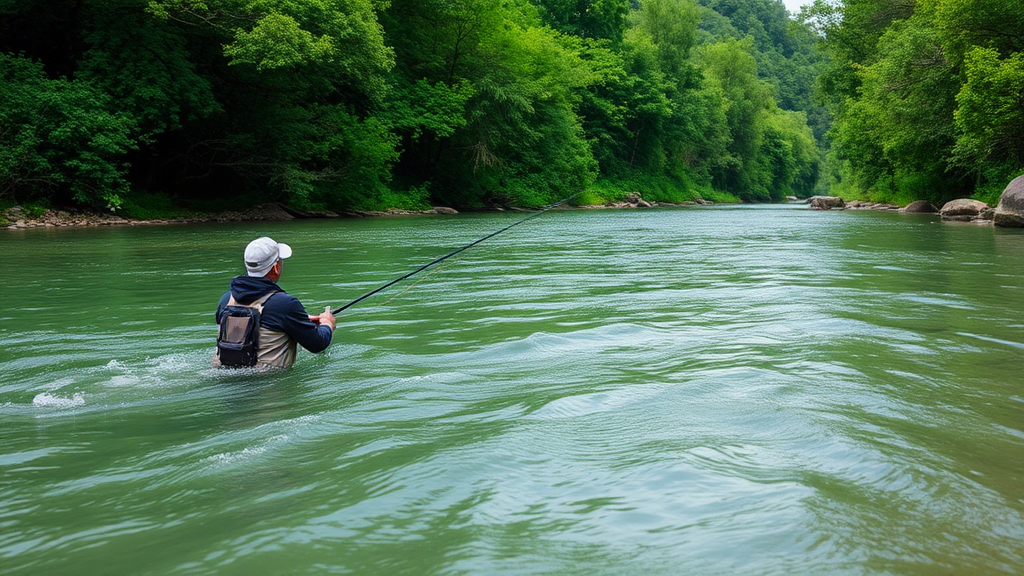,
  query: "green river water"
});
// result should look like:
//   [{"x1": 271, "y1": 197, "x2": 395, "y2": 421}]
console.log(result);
[{"x1": 1, "y1": 205, "x2": 1023, "y2": 575}]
